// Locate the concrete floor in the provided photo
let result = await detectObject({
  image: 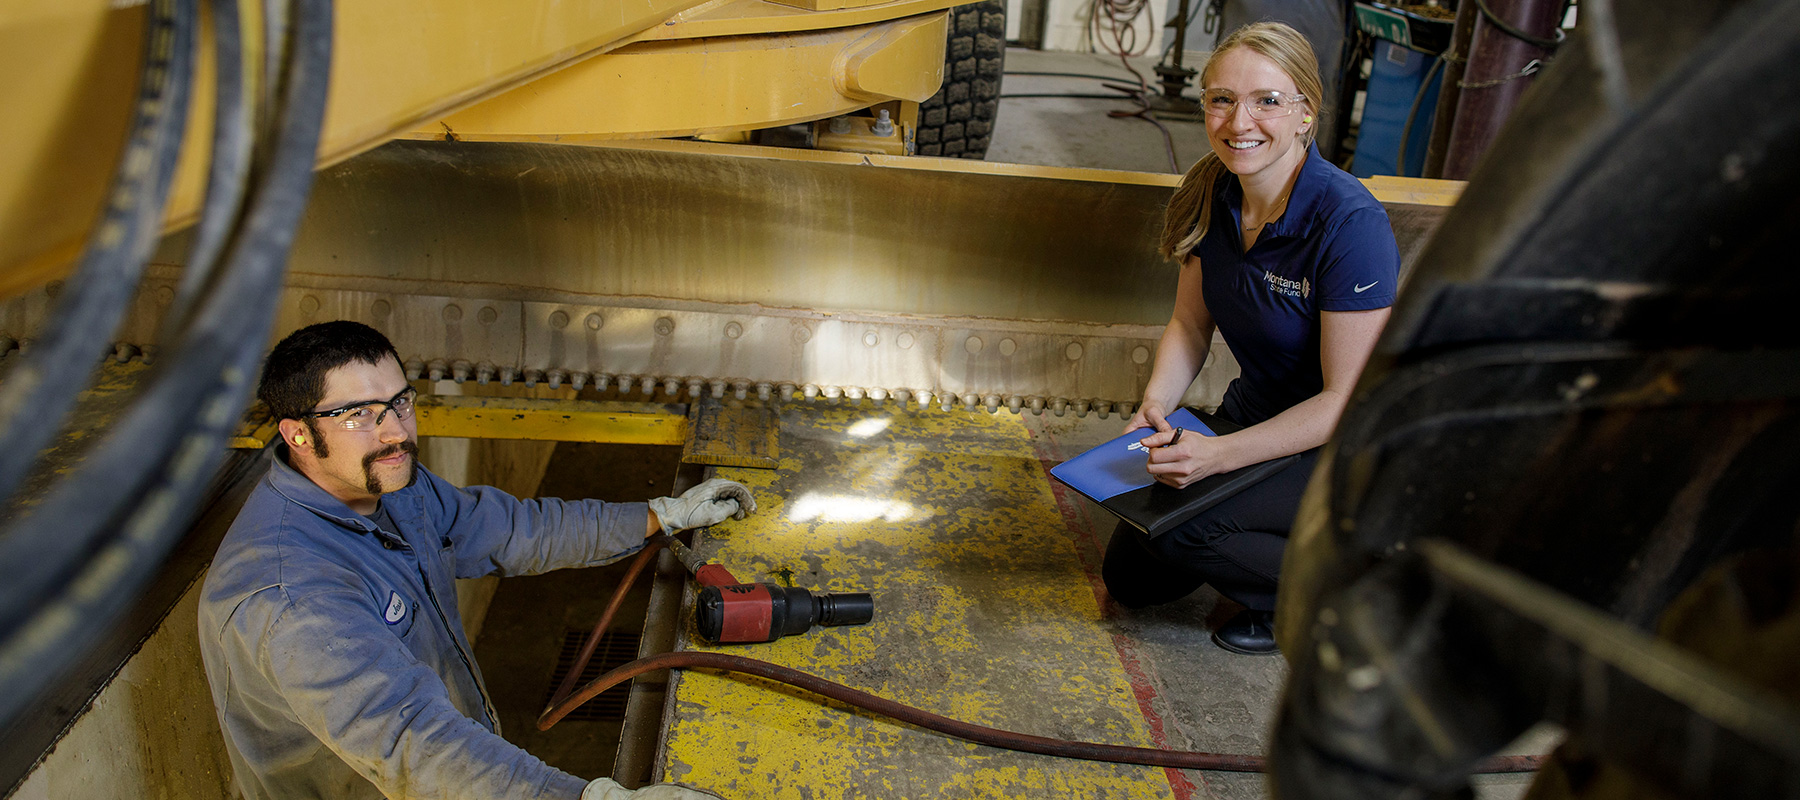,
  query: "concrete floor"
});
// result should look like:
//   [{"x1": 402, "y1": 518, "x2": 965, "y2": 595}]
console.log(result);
[{"x1": 987, "y1": 48, "x2": 1214, "y2": 175}]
